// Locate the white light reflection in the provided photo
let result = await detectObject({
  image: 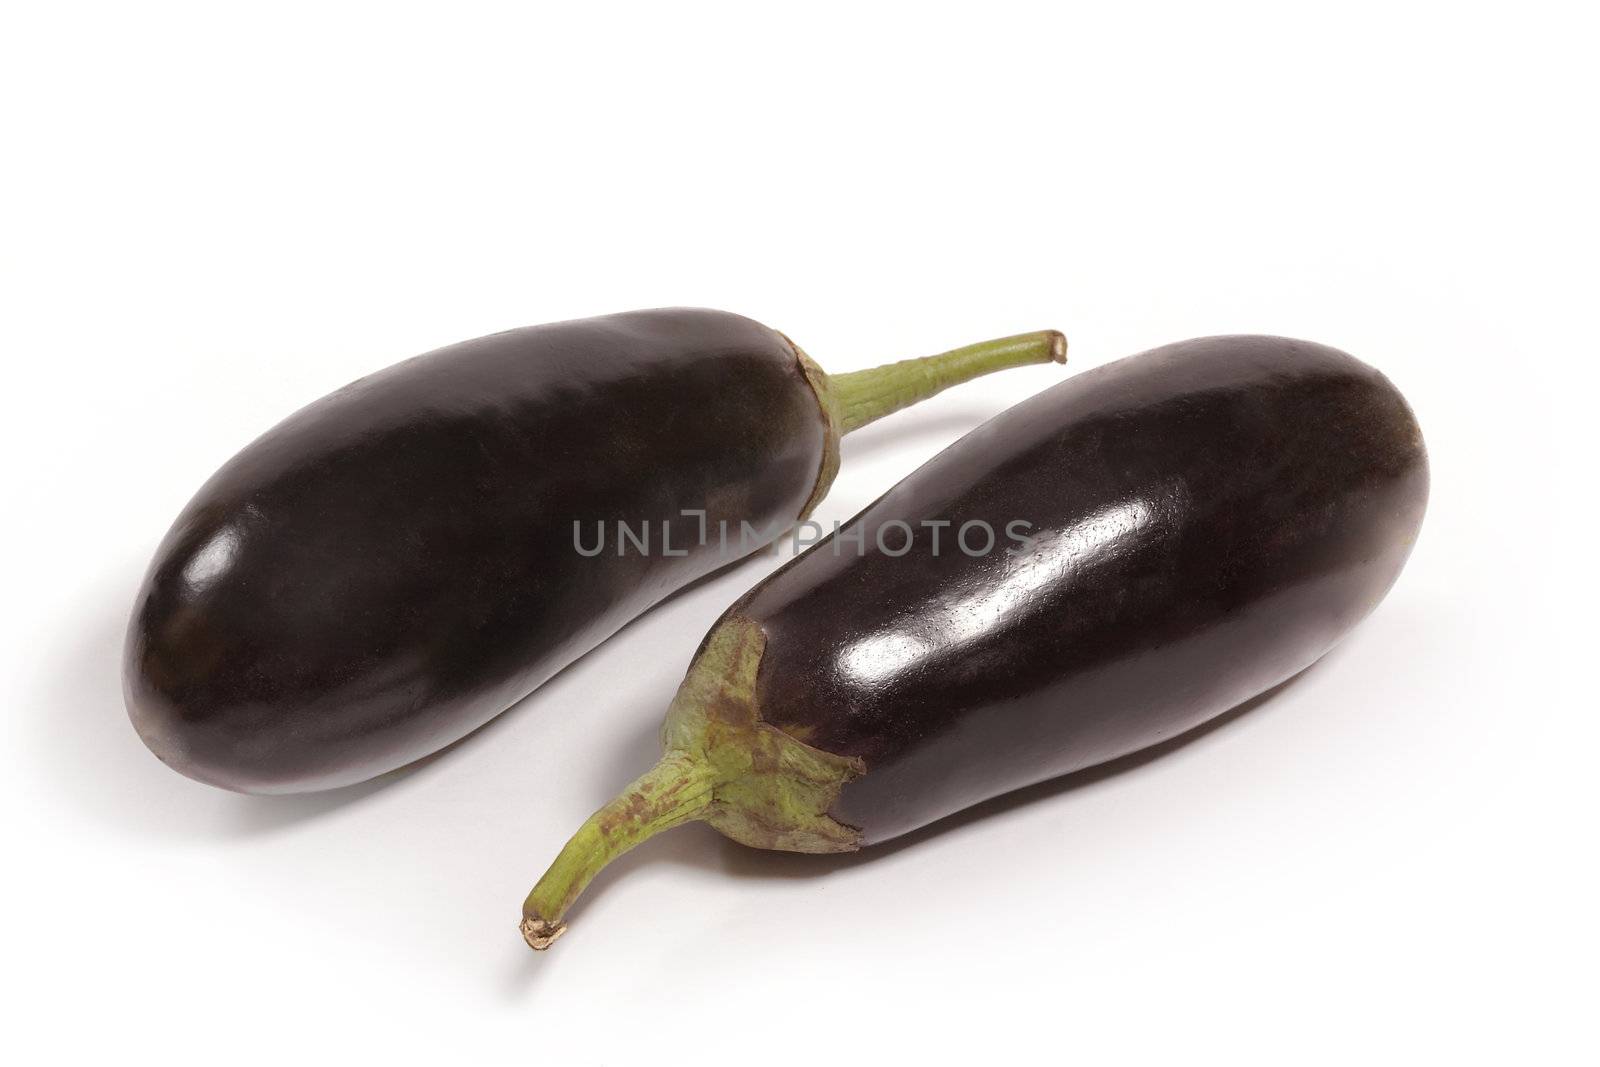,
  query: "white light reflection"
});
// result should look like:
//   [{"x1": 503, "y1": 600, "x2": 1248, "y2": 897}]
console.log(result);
[
  {"x1": 837, "y1": 498, "x2": 1154, "y2": 686},
  {"x1": 182, "y1": 527, "x2": 241, "y2": 591},
  {"x1": 835, "y1": 631, "x2": 932, "y2": 685}
]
